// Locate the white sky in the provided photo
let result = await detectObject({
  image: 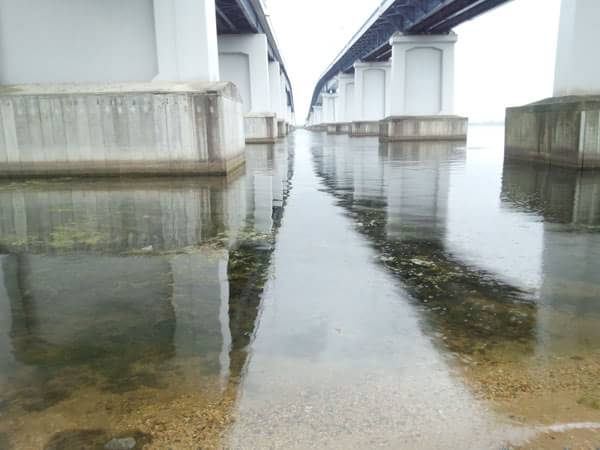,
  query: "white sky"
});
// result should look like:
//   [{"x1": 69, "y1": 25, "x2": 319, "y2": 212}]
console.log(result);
[{"x1": 266, "y1": 0, "x2": 561, "y2": 122}]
